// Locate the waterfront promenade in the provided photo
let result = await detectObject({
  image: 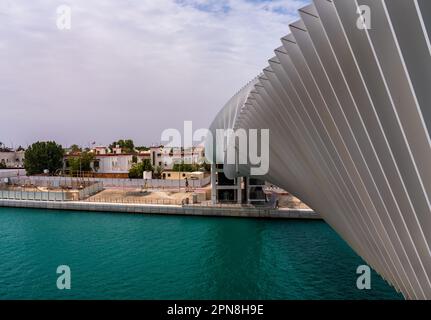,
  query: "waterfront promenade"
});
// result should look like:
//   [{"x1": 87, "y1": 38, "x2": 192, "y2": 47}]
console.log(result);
[
  {"x1": 0, "y1": 198, "x2": 320, "y2": 220},
  {"x1": 0, "y1": 169, "x2": 319, "y2": 219}
]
